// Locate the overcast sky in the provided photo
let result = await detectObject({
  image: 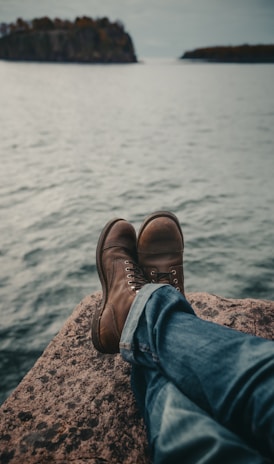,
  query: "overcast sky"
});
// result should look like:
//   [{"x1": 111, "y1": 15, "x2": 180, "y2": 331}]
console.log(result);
[{"x1": 1, "y1": 0, "x2": 274, "y2": 58}]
